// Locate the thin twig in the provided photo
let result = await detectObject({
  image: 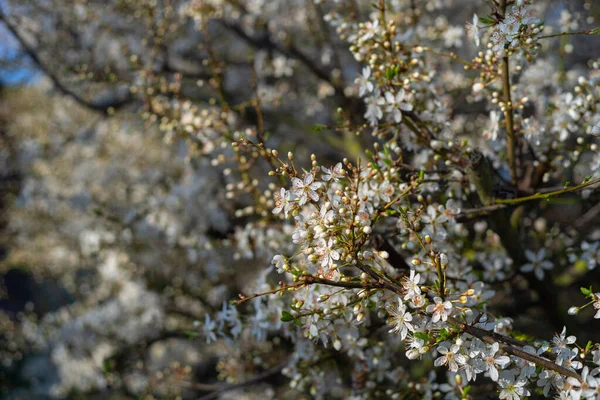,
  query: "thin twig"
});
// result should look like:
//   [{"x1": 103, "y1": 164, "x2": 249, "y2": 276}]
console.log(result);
[
  {"x1": 495, "y1": 177, "x2": 600, "y2": 205},
  {"x1": 538, "y1": 28, "x2": 599, "y2": 40}
]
